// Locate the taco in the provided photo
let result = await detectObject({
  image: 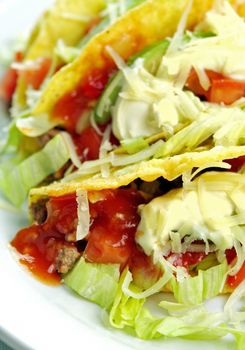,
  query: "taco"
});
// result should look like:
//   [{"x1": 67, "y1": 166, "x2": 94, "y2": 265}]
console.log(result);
[
  {"x1": 11, "y1": 150, "x2": 245, "y2": 344},
  {"x1": 9, "y1": 1, "x2": 245, "y2": 345},
  {"x1": 0, "y1": 0, "x2": 106, "y2": 107},
  {"x1": 1, "y1": 0, "x2": 244, "y2": 208}
]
